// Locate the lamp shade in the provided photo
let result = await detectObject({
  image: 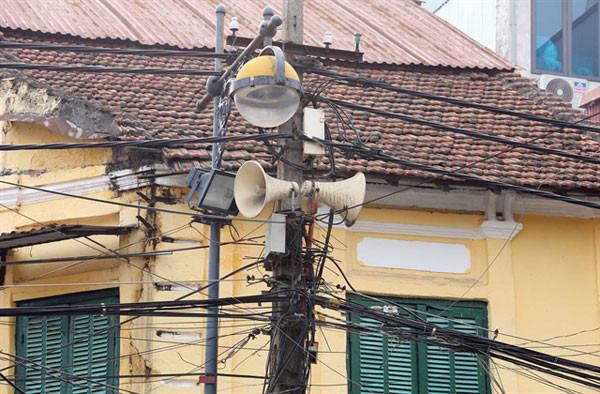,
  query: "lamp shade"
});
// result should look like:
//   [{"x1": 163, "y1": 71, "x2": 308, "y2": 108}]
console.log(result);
[{"x1": 232, "y1": 53, "x2": 302, "y2": 128}]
